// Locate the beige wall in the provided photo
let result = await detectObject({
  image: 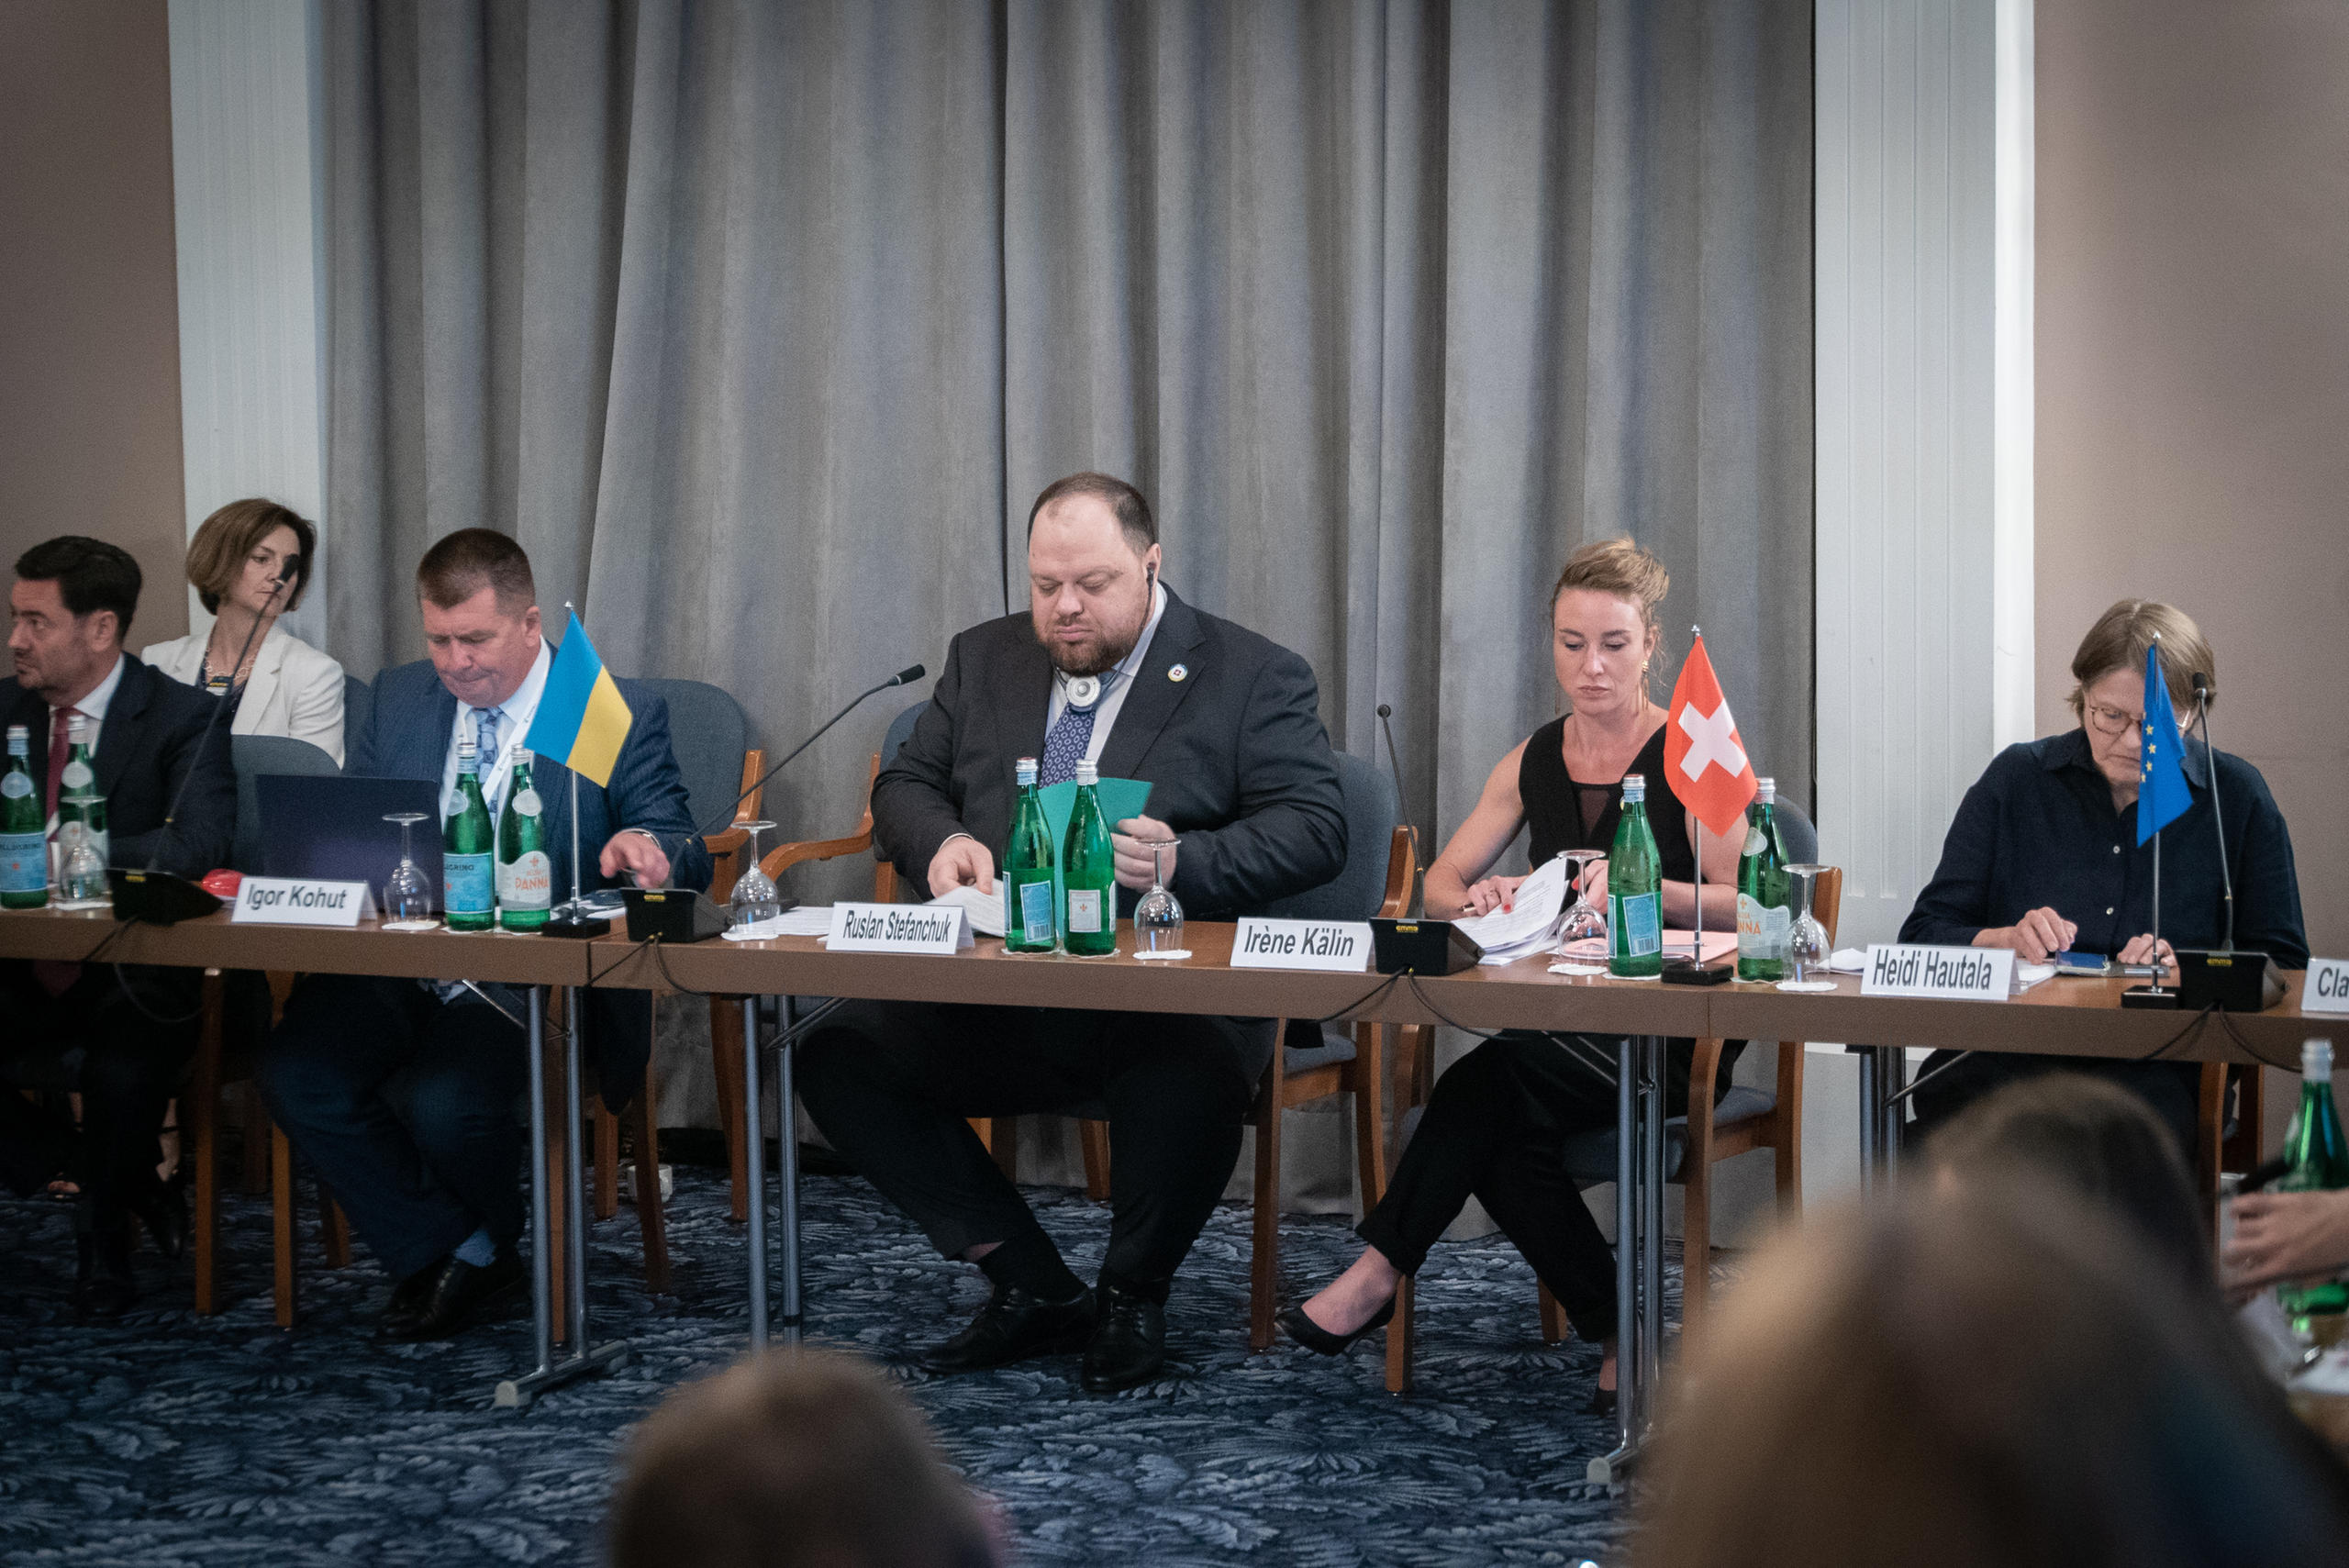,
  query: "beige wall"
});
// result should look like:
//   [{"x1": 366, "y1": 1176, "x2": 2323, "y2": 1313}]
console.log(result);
[
  {"x1": 0, "y1": 0, "x2": 186, "y2": 646},
  {"x1": 2037, "y1": 0, "x2": 2349, "y2": 961}
]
